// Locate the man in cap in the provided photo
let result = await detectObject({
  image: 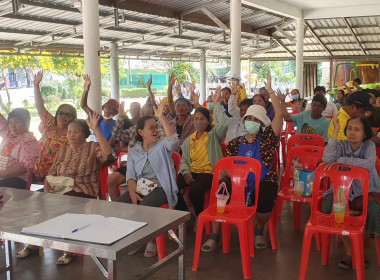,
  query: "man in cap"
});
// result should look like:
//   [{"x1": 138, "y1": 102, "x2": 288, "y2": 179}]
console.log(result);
[
  {"x1": 80, "y1": 74, "x2": 119, "y2": 144},
  {"x1": 328, "y1": 91, "x2": 373, "y2": 140}
]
